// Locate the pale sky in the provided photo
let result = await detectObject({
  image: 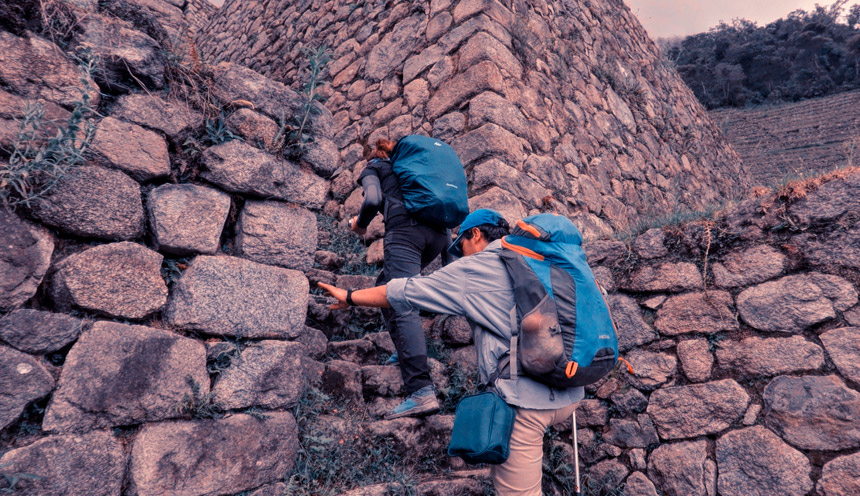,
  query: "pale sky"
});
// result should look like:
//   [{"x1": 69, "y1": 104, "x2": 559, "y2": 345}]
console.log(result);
[
  {"x1": 207, "y1": 0, "x2": 845, "y2": 39},
  {"x1": 624, "y1": 0, "x2": 846, "y2": 39}
]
